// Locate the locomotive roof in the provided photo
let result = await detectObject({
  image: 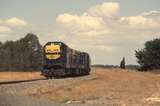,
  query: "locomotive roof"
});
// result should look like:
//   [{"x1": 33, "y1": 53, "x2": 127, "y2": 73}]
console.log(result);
[{"x1": 45, "y1": 41, "x2": 67, "y2": 46}]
